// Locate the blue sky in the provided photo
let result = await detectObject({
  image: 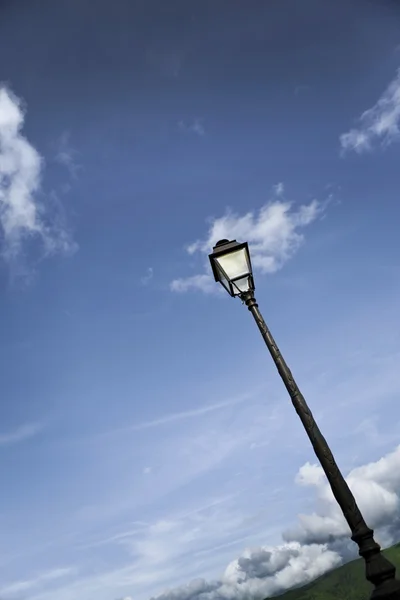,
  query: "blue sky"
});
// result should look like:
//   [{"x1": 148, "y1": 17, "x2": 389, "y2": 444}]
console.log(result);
[{"x1": 1, "y1": 1, "x2": 400, "y2": 599}]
